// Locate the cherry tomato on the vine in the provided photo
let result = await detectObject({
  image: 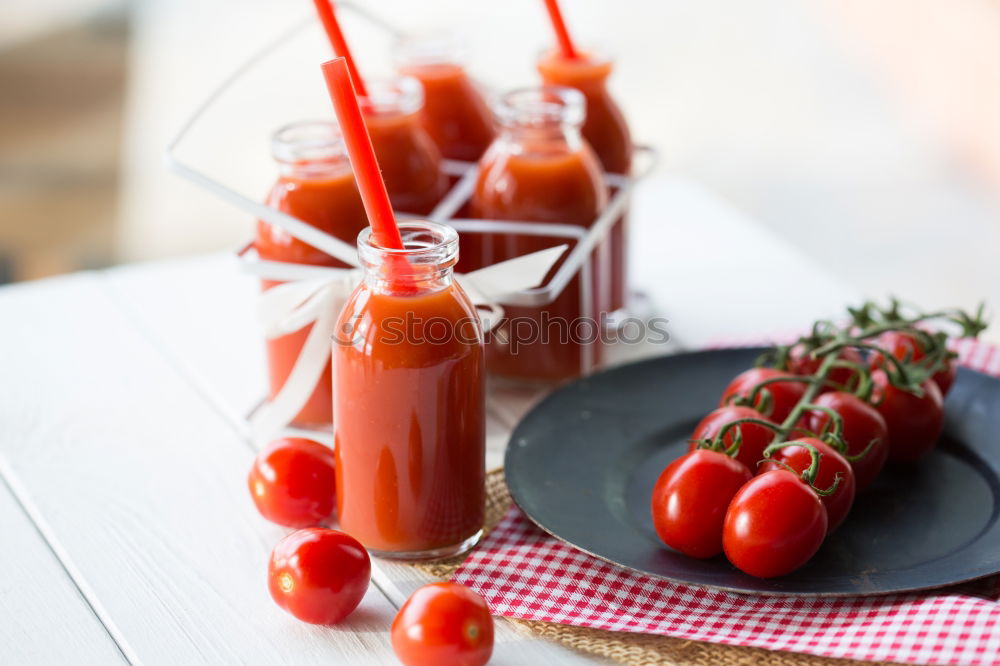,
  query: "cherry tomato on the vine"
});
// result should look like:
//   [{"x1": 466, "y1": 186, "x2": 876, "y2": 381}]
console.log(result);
[
  {"x1": 651, "y1": 450, "x2": 753, "y2": 559},
  {"x1": 391, "y1": 582, "x2": 494, "y2": 666},
  {"x1": 804, "y1": 391, "x2": 888, "y2": 491},
  {"x1": 760, "y1": 437, "x2": 856, "y2": 532},
  {"x1": 722, "y1": 469, "x2": 828, "y2": 578},
  {"x1": 268, "y1": 528, "x2": 370, "y2": 625},
  {"x1": 870, "y1": 330, "x2": 956, "y2": 397},
  {"x1": 248, "y1": 438, "x2": 337, "y2": 528},
  {"x1": 788, "y1": 345, "x2": 864, "y2": 392},
  {"x1": 871, "y1": 371, "x2": 944, "y2": 463},
  {"x1": 719, "y1": 367, "x2": 807, "y2": 424},
  {"x1": 688, "y1": 406, "x2": 777, "y2": 471}
]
